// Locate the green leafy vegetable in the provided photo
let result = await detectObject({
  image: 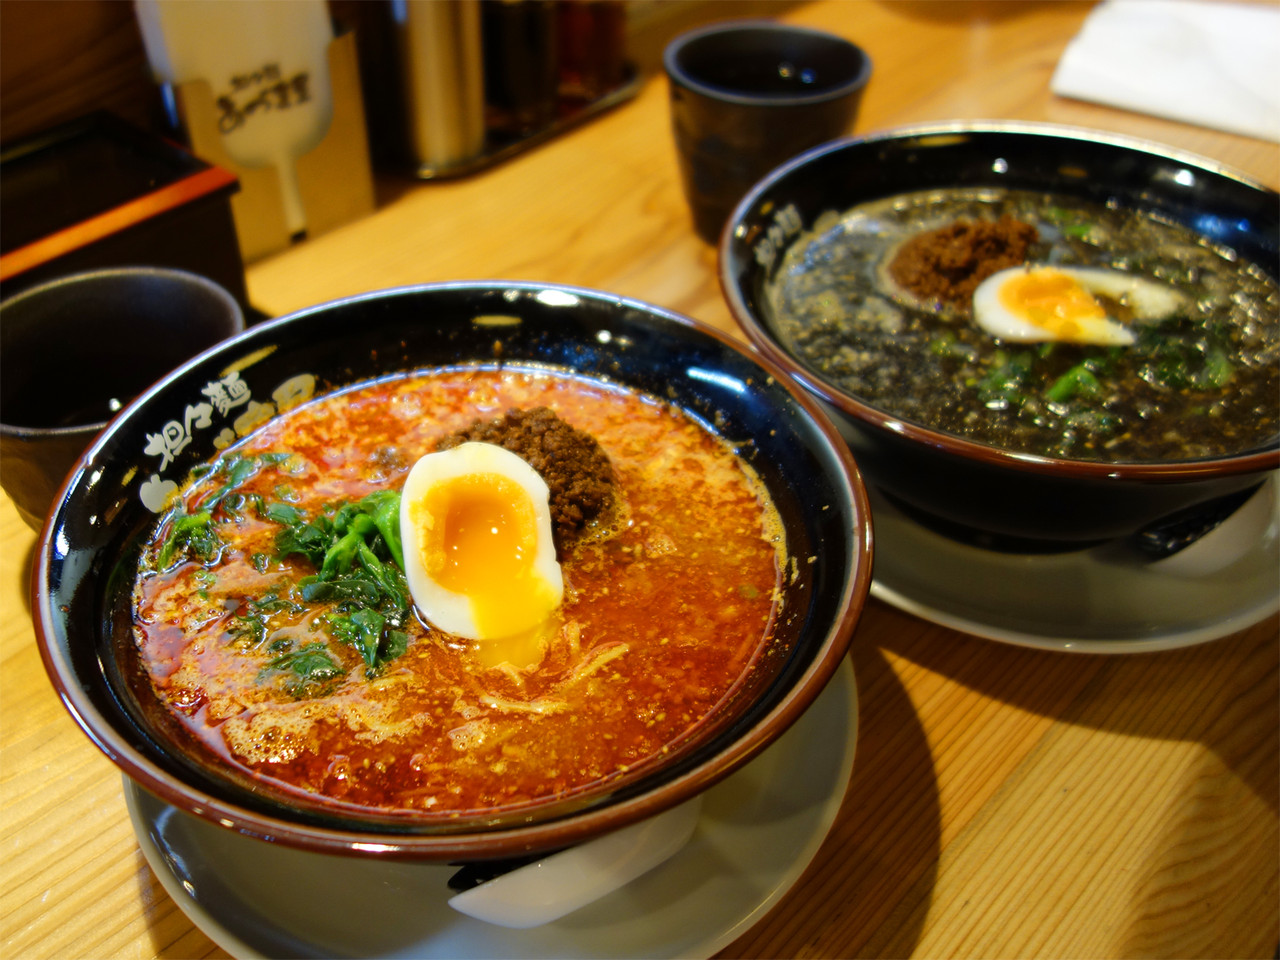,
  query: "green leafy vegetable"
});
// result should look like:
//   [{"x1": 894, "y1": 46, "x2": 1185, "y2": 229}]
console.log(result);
[
  {"x1": 268, "y1": 489, "x2": 410, "y2": 677},
  {"x1": 1194, "y1": 348, "x2": 1235, "y2": 390},
  {"x1": 259, "y1": 642, "x2": 342, "y2": 697},
  {"x1": 155, "y1": 453, "x2": 293, "y2": 568},
  {"x1": 327, "y1": 607, "x2": 409, "y2": 671},
  {"x1": 1045, "y1": 363, "x2": 1104, "y2": 404},
  {"x1": 157, "y1": 510, "x2": 217, "y2": 567},
  {"x1": 300, "y1": 573, "x2": 385, "y2": 606},
  {"x1": 1135, "y1": 322, "x2": 1236, "y2": 393},
  {"x1": 269, "y1": 503, "x2": 332, "y2": 567},
  {"x1": 365, "y1": 490, "x2": 406, "y2": 570},
  {"x1": 975, "y1": 349, "x2": 1034, "y2": 409},
  {"x1": 229, "y1": 589, "x2": 305, "y2": 648},
  {"x1": 1045, "y1": 206, "x2": 1096, "y2": 240},
  {"x1": 160, "y1": 453, "x2": 414, "y2": 694}
]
